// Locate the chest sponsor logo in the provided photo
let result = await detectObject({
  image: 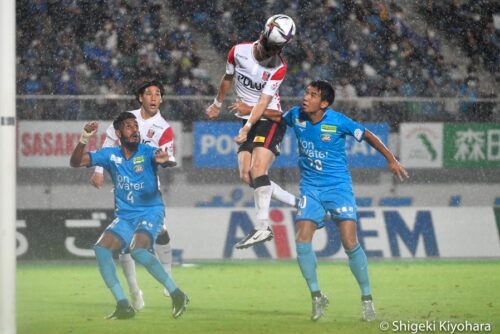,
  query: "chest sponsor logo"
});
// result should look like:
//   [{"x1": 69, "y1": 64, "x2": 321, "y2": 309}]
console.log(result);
[
  {"x1": 237, "y1": 74, "x2": 264, "y2": 91},
  {"x1": 320, "y1": 133, "x2": 332, "y2": 142},
  {"x1": 133, "y1": 155, "x2": 145, "y2": 164},
  {"x1": 321, "y1": 124, "x2": 337, "y2": 133},
  {"x1": 235, "y1": 52, "x2": 248, "y2": 60}
]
